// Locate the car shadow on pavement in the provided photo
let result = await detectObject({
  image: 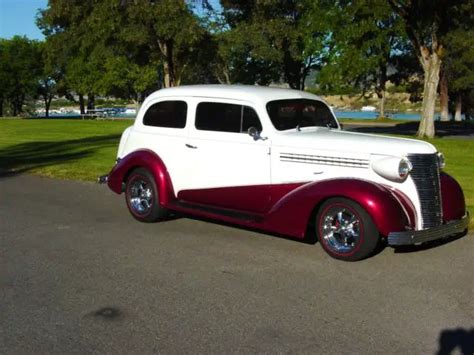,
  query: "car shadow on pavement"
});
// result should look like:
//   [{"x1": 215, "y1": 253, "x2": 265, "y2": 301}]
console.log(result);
[
  {"x1": 391, "y1": 230, "x2": 468, "y2": 254},
  {"x1": 0, "y1": 134, "x2": 121, "y2": 178},
  {"x1": 437, "y1": 328, "x2": 474, "y2": 355},
  {"x1": 171, "y1": 214, "x2": 388, "y2": 258}
]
